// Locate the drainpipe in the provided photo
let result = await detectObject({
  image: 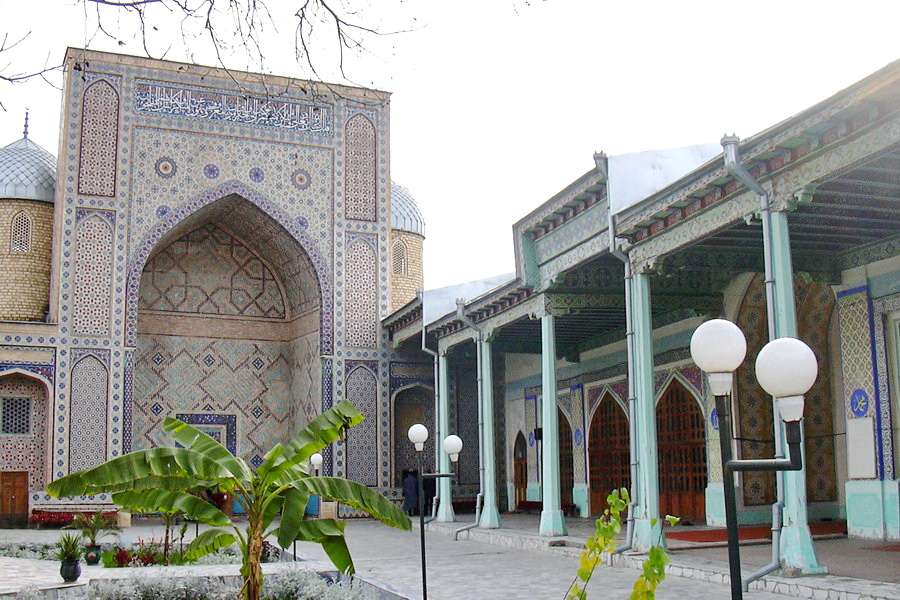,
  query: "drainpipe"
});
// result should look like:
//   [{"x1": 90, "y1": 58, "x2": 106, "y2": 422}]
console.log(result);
[
  {"x1": 722, "y1": 135, "x2": 784, "y2": 589},
  {"x1": 600, "y1": 152, "x2": 639, "y2": 553},
  {"x1": 417, "y1": 290, "x2": 441, "y2": 521},
  {"x1": 453, "y1": 299, "x2": 485, "y2": 540}
]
